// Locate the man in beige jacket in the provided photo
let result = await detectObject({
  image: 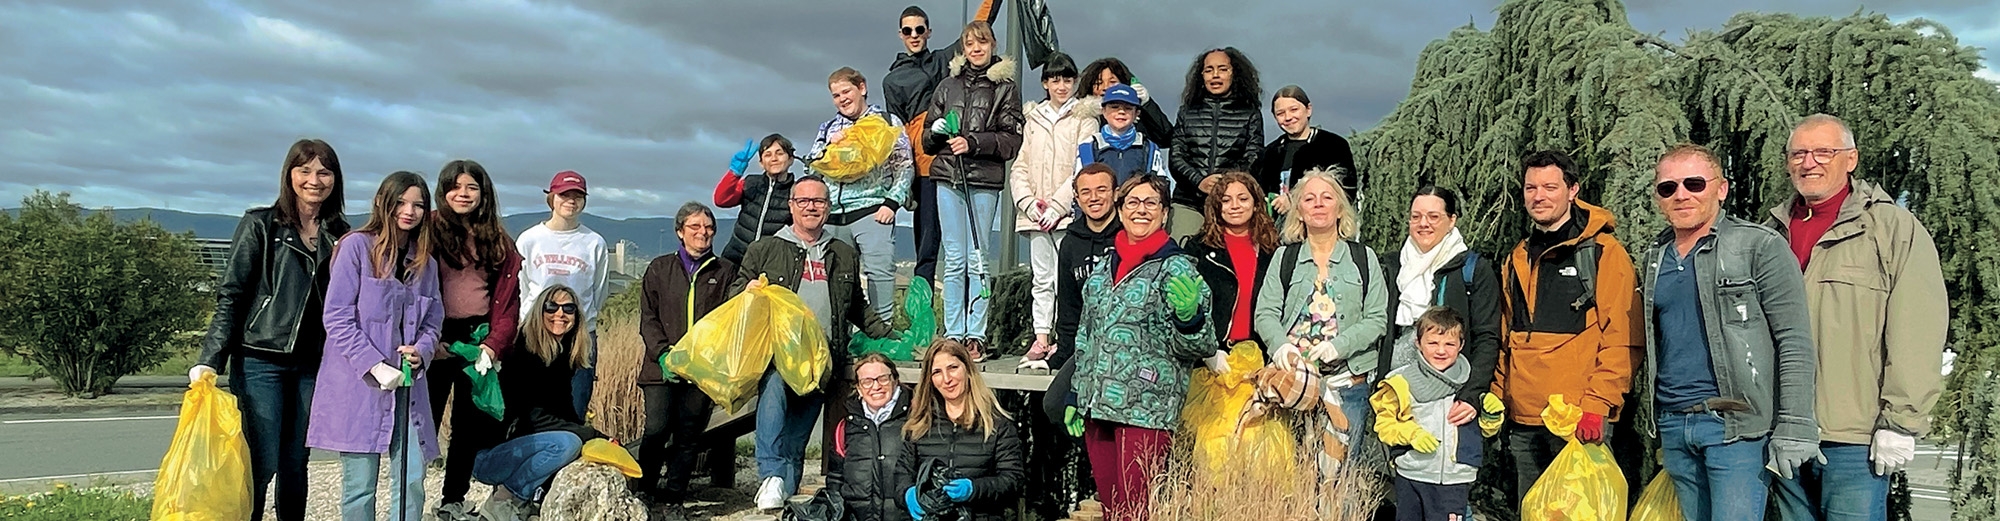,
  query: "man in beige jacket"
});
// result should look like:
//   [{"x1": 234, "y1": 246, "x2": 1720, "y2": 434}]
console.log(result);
[{"x1": 1766, "y1": 114, "x2": 1947, "y2": 521}]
